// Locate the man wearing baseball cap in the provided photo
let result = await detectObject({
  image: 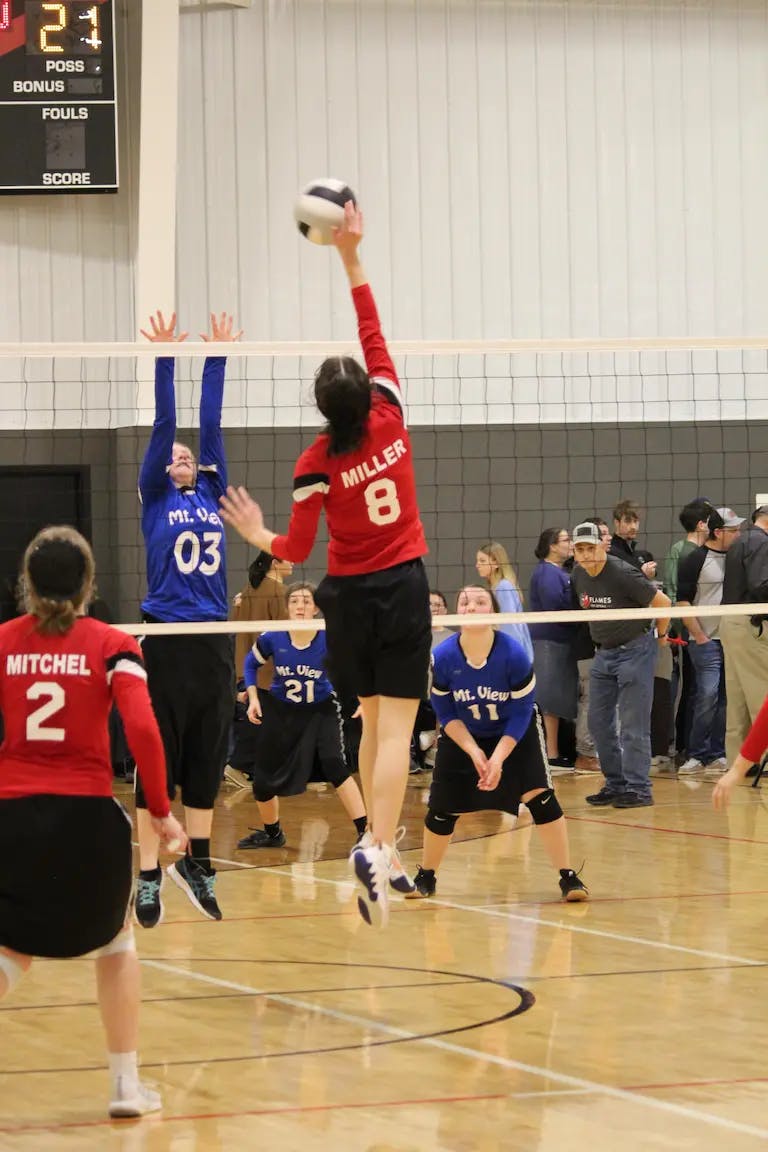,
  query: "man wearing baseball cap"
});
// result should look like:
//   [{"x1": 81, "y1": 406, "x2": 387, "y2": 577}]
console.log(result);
[
  {"x1": 570, "y1": 521, "x2": 672, "y2": 808},
  {"x1": 721, "y1": 505, "x2": 768, "y2": 763},
  {"x1": 676, "y1": 507, "x2": 744, "y2": 776}
]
